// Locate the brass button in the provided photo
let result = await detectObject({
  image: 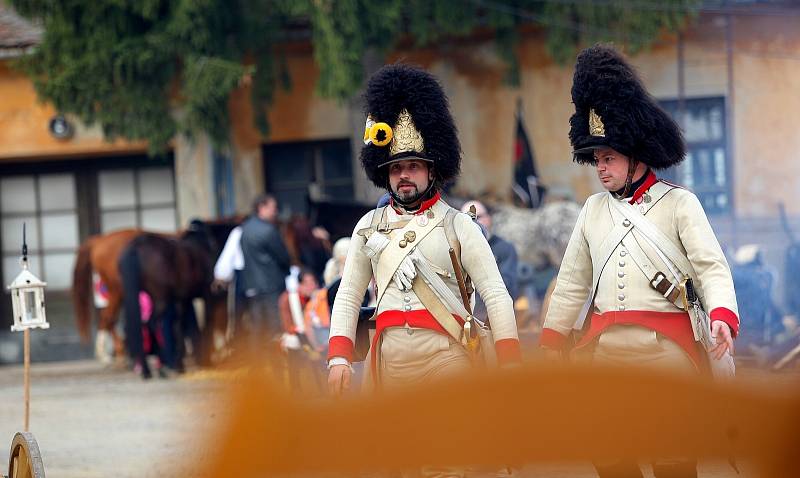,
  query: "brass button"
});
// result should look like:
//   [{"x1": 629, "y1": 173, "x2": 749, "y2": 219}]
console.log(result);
[
  {"x1": 618, "y1": 283, "x2": 625, "y2": 289},
  {"x1": 399, "y1": 240, "x2": 407, "y2": 248},
  {"x1": 403, "y1": 296, "x2": 411, "y2": 303},
  {"x1": 620, "y1": 250, "x2": 627, "y2": 257},
  {"x1": 618, "y1": 294, "x2": 626, "y2": 301},
  {"x1": 618, "y1": 271, "x2": 625, "y2": 278},
  {"x1": 618, "y1": 305, "x2": 626, "y2": 311},
  {"x1": 619, "y1": 261, "x2": 626, "y2": 267},
  {"x1": 623, "y1": 219, "x2": 631, "y2": 227},
  {"x1": 404, "y1": 305, "x2": 411, "y2": 311}
]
